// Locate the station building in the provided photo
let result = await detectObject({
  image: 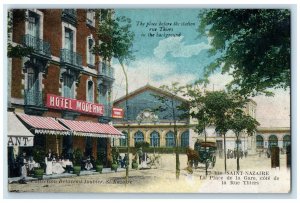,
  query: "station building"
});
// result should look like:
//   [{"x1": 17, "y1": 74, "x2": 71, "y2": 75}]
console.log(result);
[{"x1": 112, "y1": 85, "x2": 191, "y2": 149}]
